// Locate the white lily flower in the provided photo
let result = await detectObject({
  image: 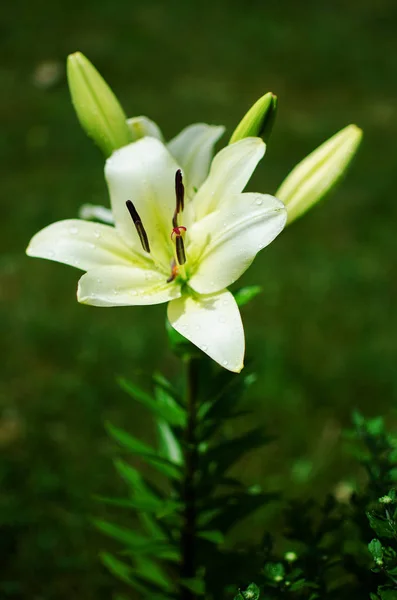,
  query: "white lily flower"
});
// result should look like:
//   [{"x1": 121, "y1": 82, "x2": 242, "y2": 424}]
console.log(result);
[{"x1": 27, "y1": 136, "x2": 287, "y2": 372}]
